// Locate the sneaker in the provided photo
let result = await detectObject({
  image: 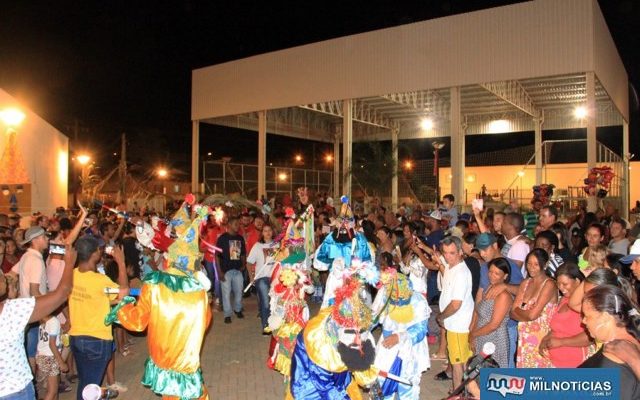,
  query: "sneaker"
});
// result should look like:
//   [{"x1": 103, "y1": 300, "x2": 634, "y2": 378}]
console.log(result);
[
  {"x1": 262, "y1": 326, "x2": 272, "y2": 336},
  {"x1": 224, "y1": 317, "x2": 232, "y2": 324},
  {"x1": 107, "y1": 381, "x2": 128, "y2": 392},
  {"x1": 235, "y1": 311, "x2": 244, "y2": 319}
]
